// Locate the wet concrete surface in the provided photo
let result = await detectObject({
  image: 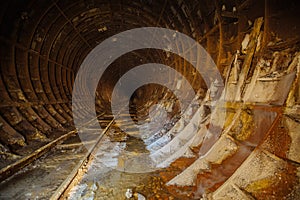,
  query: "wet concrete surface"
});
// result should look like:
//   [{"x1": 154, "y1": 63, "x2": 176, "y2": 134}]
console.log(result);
[{"x1": 0, "y1": 134, "x2": 87, "y2": 199}]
